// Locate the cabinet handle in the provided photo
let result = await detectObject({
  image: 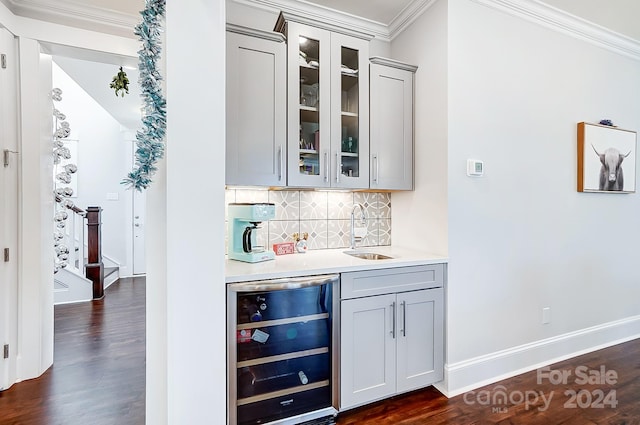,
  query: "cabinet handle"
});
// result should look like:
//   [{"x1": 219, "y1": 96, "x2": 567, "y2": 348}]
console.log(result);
[
  {"x1": 401, "y1": 300, "x2": 406, "y2": 337},
  {"x1": 324, "y1": 151, "x2": 329, "y2": 183},
  {"x1": 390, "y1": 302, "x2": 396, "y2": 339},
  {"x1": 373, "y1": 154, "x2": 379, "y2": 184},
  {"x1": 278, "y1": 145, "x2": 283, "y2": 181},
  {"x1": 336, "y1": 152, "x2": 340, "y2": 183}
]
